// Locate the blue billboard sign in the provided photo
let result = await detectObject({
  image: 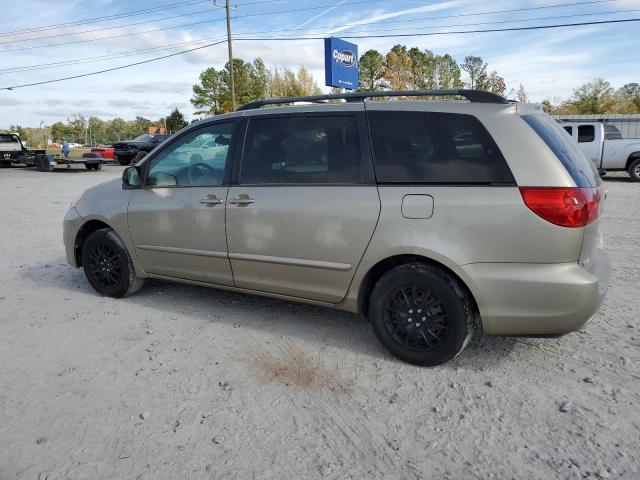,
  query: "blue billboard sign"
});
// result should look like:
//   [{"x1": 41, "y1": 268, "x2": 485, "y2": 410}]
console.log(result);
[{"x1": 324, "y1": 37, "x2": 359, "y2": 90}]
